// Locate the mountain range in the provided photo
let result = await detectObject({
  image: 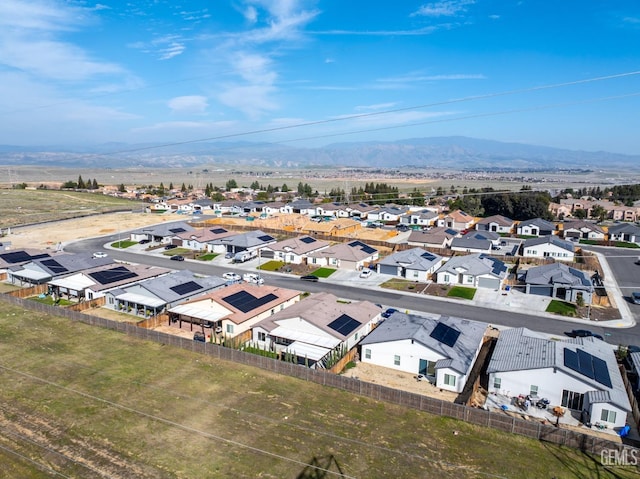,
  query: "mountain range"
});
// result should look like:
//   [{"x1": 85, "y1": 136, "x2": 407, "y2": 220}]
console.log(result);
[{"x1": 0, "y1": 136, "x2": 638, "y2": 171}]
